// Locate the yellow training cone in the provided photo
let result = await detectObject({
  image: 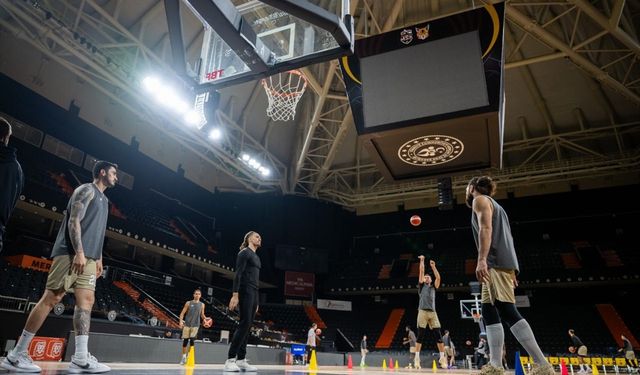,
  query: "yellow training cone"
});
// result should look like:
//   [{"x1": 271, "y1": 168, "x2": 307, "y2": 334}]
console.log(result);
[
  {"x1": 186, "y1": 346, "x2": 195, "y2": 367},
  {"x1": 592, "y1": 365, "x2": 599, "y2": 375},
  {"x1": 432, "y1": 360, "x2": 438, "y2": 372},
  {"x1": 395, "y1": 360, "x2": 399, "y2": 369},
  {"x1": 383, "y1": 359, "x2": 387, "y2": 369},
  {"x1": 309, "y1": 350, "x2": 318, "y2": 371}
]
